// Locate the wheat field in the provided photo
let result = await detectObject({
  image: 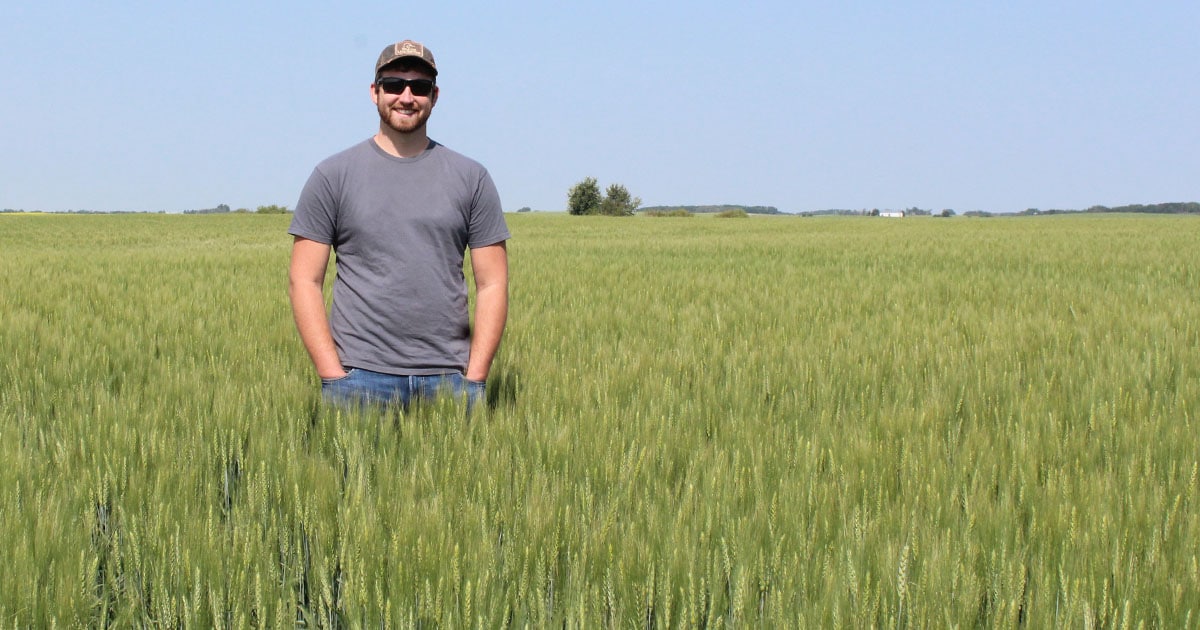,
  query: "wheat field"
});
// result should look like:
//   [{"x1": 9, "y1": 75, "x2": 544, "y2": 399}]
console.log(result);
[{"x1": 1, "y1": 212, "x2": 1197, "y2": 627}]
